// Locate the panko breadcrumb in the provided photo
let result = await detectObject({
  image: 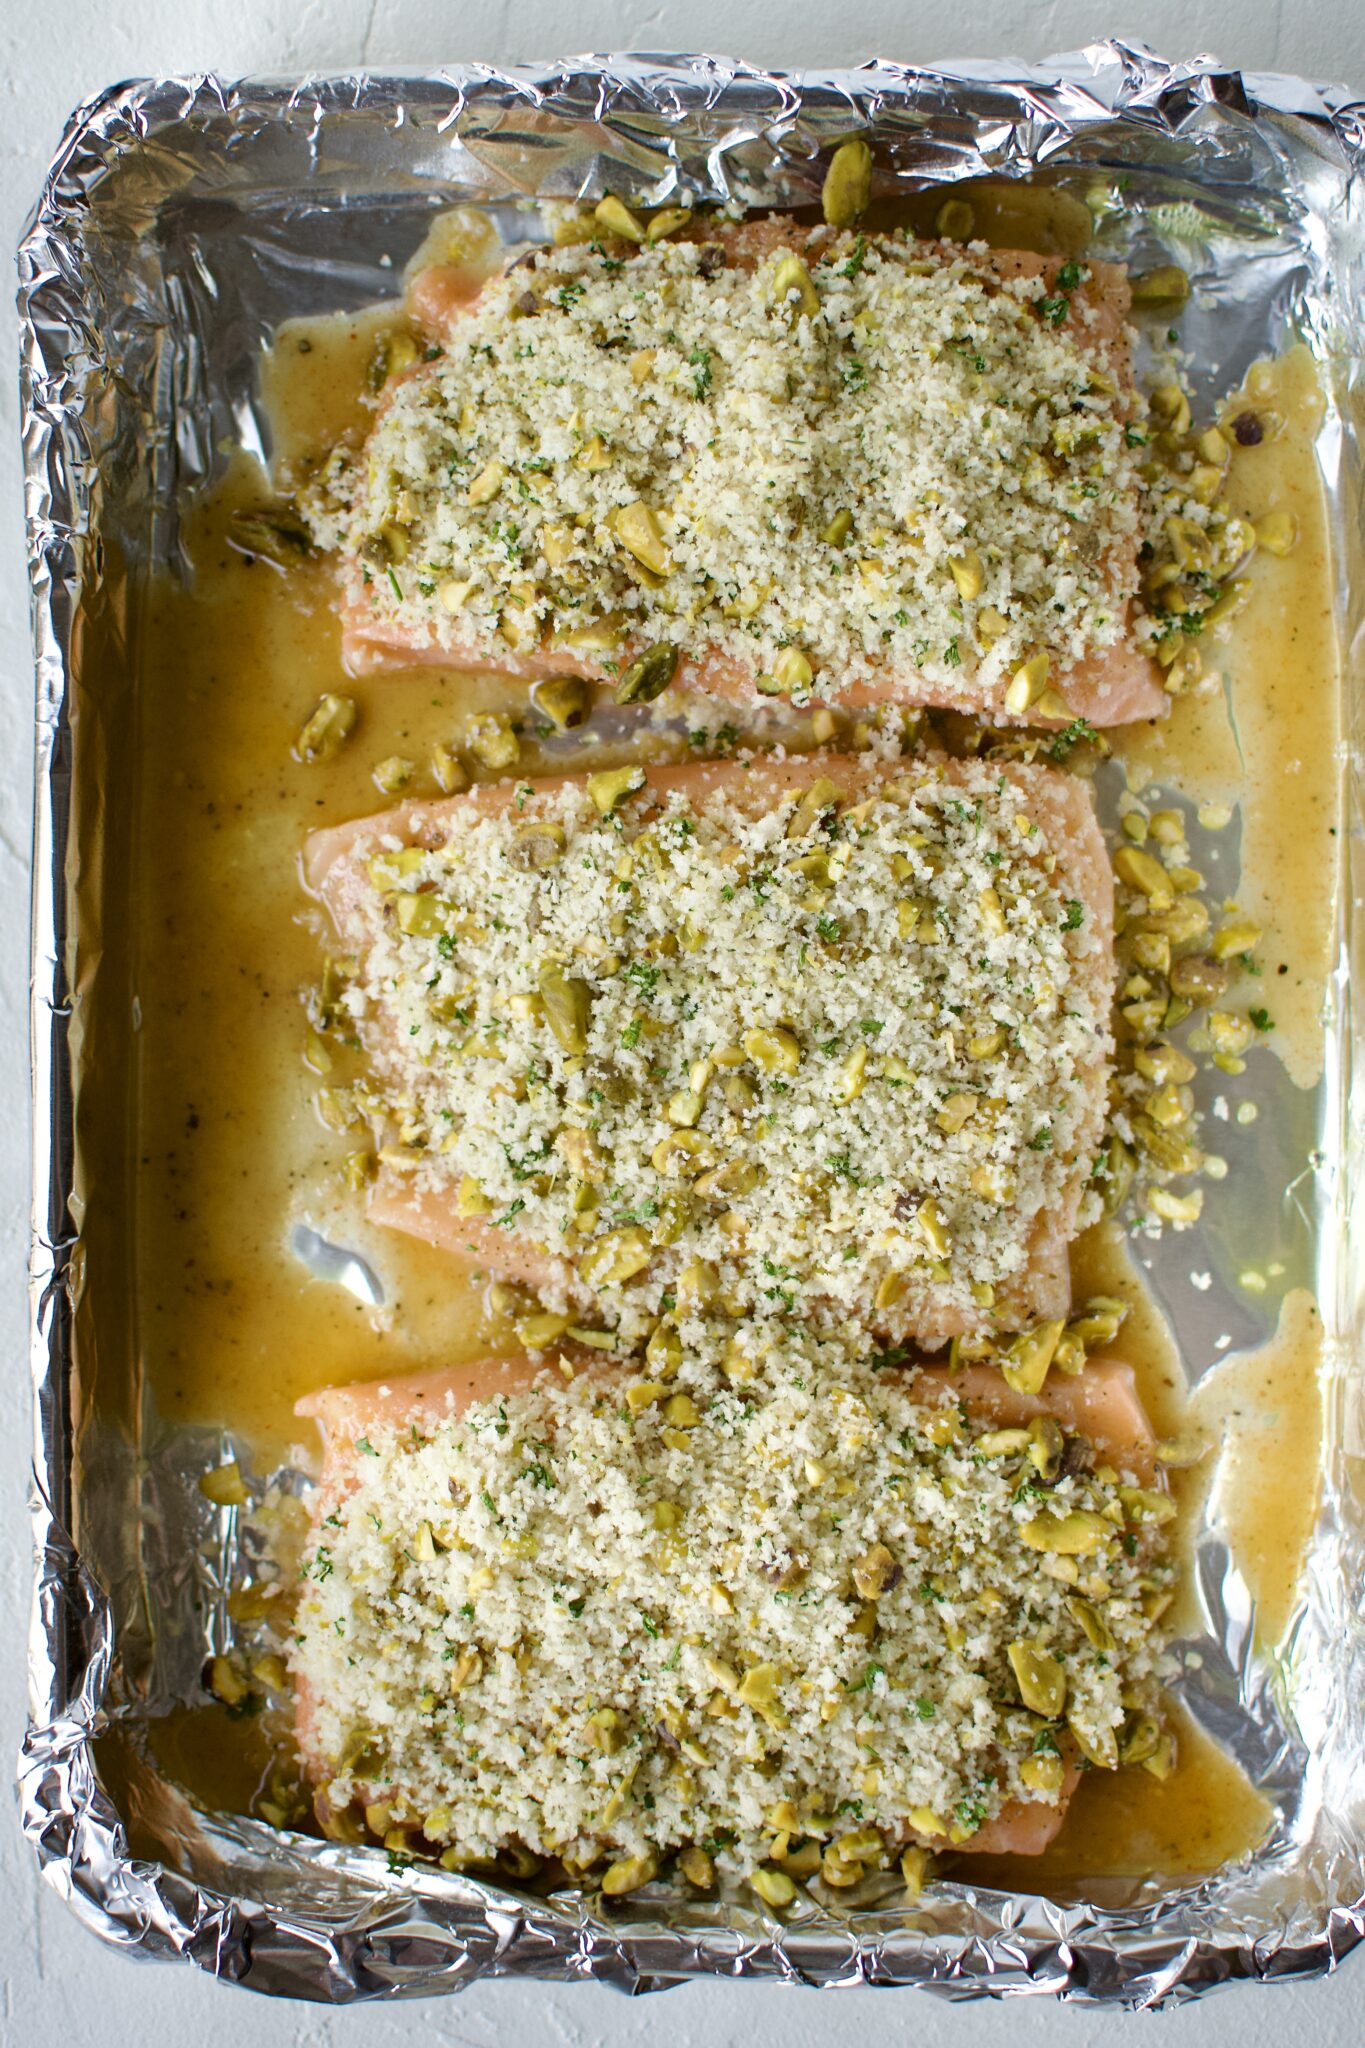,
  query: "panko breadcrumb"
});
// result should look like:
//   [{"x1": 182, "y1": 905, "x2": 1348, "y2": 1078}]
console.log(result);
[{"x1": 290, "y1": 1325, "x2": 1174, "y2": 1883}]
